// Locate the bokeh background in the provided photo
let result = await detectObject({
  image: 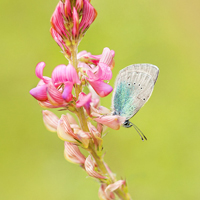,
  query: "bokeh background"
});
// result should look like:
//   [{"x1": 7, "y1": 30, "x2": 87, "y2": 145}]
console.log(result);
[{"x1": 1, "y1": 0, "x2": 200, "y2": 199}]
